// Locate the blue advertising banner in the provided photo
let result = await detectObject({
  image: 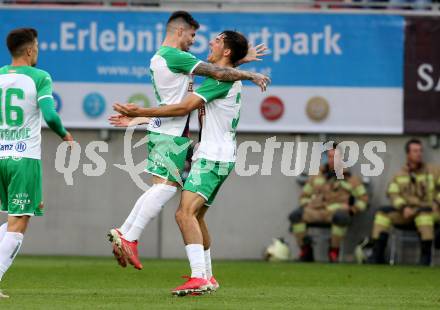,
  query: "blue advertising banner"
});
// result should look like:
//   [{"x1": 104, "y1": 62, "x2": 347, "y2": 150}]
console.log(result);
[
  {"x1": 0, "y1": 9, "x2": 404, "y2": 87},
  {"x1": 0, "y1": 8, "x2": 405, "y2": 132}
]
